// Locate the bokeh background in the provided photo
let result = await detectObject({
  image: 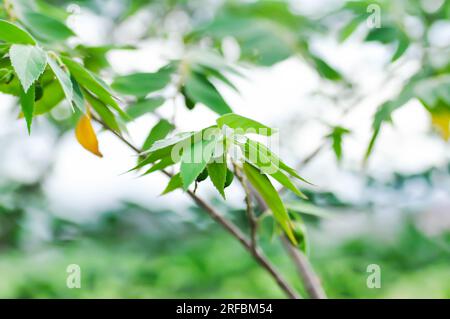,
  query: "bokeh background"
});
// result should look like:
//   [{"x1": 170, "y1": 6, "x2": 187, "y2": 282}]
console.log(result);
[{"x1": 0, "y1": 0, "x2": 449, "y2": 298}]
